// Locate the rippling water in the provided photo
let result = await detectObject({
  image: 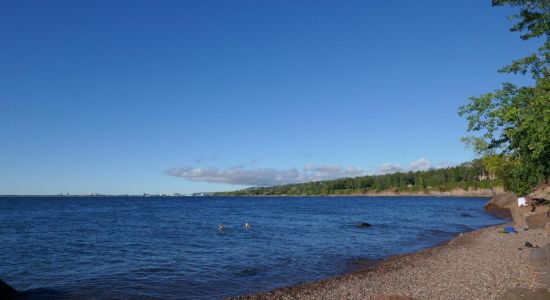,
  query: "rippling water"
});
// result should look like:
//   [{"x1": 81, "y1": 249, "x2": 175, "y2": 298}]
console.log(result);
[{"x1": 0, "y1": 196, "x2": 504, "y2": 299}]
